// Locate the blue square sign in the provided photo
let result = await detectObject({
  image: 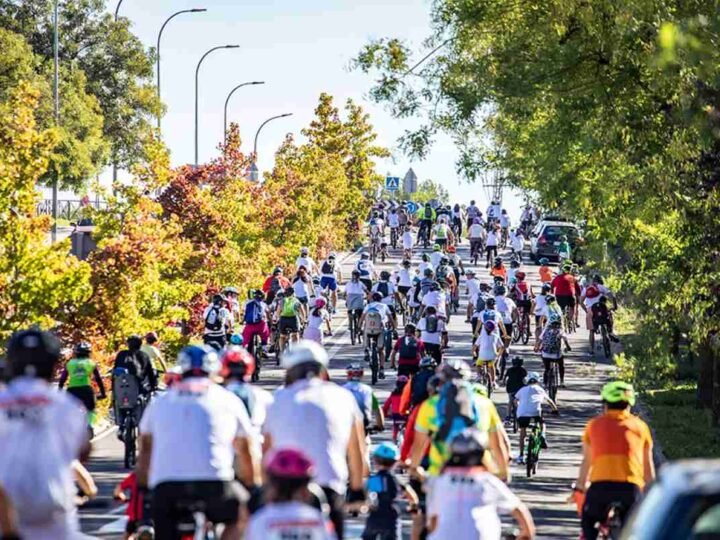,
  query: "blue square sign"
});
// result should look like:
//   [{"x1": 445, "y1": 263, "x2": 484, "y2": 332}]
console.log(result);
[{"x1": 385, "y1": 176, "x2": 400, "y2": 191}]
